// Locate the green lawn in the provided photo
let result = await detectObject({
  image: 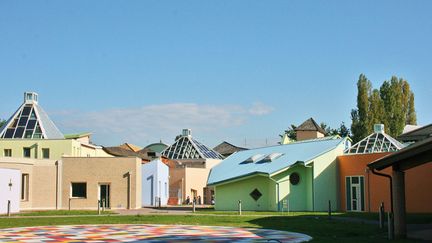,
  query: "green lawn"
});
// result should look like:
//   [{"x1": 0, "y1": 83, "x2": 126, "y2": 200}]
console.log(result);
[{"x1": 0, "y1": 214, "x2": 419, "y2": 242}]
